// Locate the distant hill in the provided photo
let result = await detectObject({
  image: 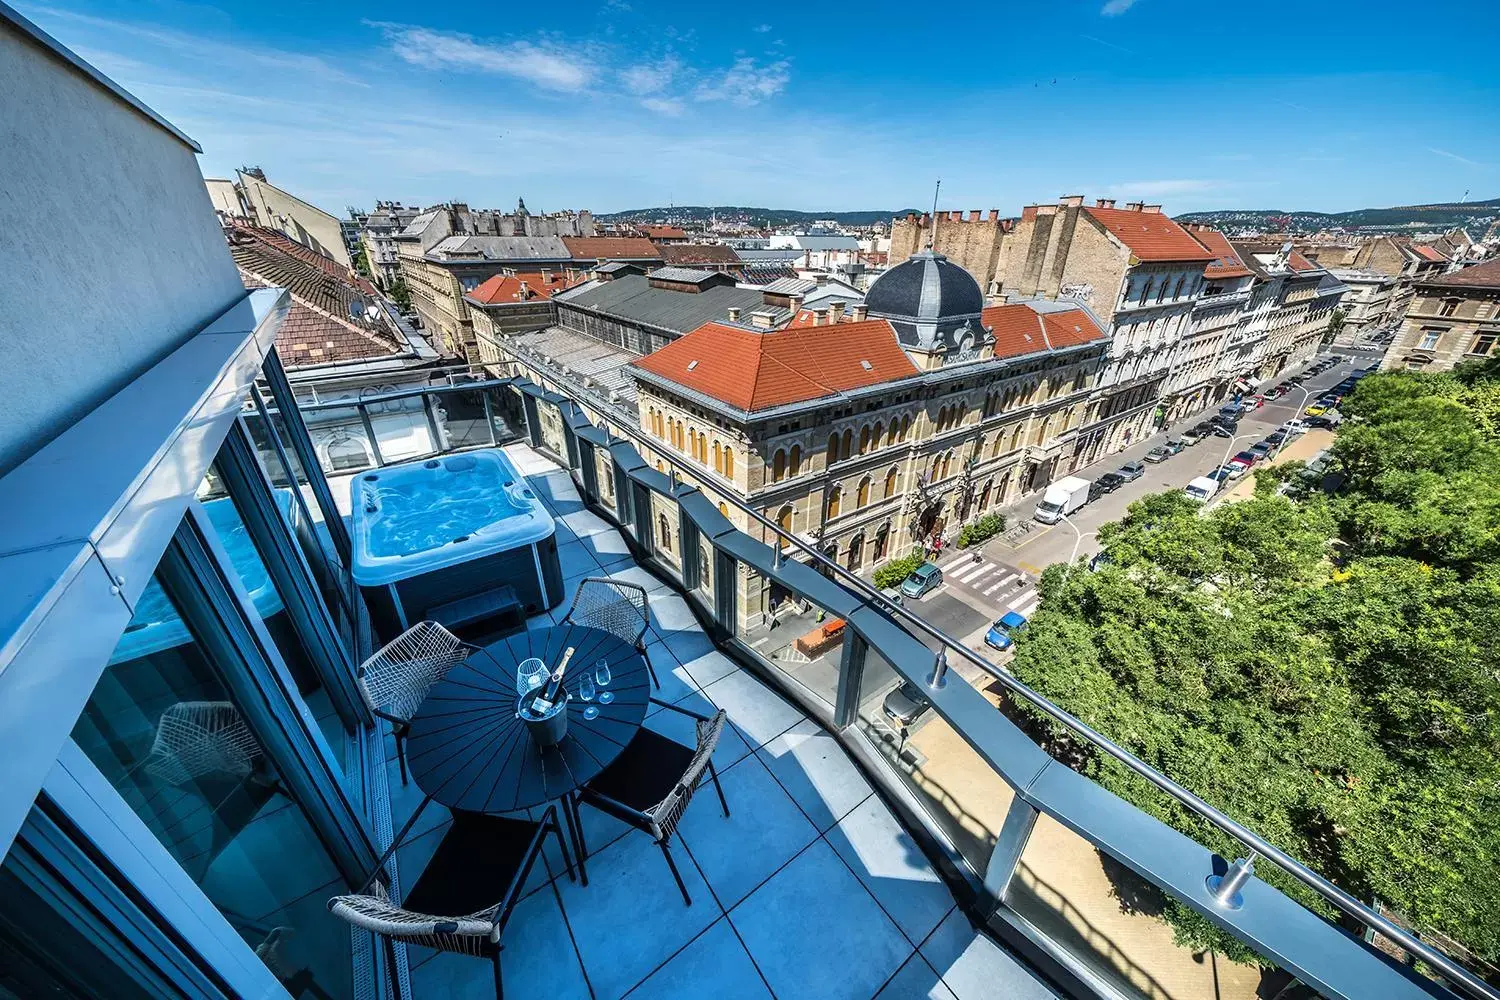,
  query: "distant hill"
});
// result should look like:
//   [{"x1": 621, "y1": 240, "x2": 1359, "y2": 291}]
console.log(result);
[
  {"x1": 1177, "y1": 197, "x2": 1500, "y2": 235},
  {"x1": 596, "y1": 206, "x2": 919, "y2": 228}
]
